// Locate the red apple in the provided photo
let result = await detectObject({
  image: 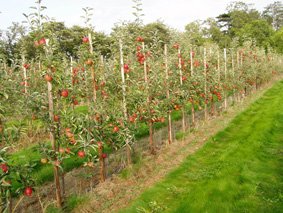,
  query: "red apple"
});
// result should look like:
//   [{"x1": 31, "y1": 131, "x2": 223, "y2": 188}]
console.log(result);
[
  {"x1": 102, "y1": 153, "x2": 107, "y2": 159},
  {"x1": 23, "y1": 64, "x2": 30, "y2": 69},
  {"x1": 78, "y1": 150, "x2": 85, "y2": 158},
  {"x1": 113, "y1": 126, "x2": 119, "y2": 133},
  {"x1": 124, "y1": 64, "x2": 130, "y2": 74},
  {"x1": 61, "y1": 89, "x2": 69, "y2": 98},
  {"x1": 136, "y1": 36, "x2": 144, "y2": 42},
  {"x1": 129, "y1": 116, "x2": 136, "y2": 123},
  {"x1": 44, "y1": 74, "x2": 53, "y2": 82},
  {"x1": 124, "y1": 64, "x2": 129, "y2": 71},
  {"x1": 24, "y1": 187, "x2": 33, "y2": 197},
  {"x1": 1, "y1": 164, "x2": 8, "y2": 173},
  {"x1": 82, "y1": 36, "x2": 89, "y2": 43},
  {"x1": 100, "y1": 81, "x2": 106, "y2": 87},
  {"x1": 54, "y1": 115, "x2": 60, "y2": 122},
  {"x1": 193, "y1": 60, "x2": 200, "y2": 67},
  {"x1": 174, "y1": 105, "x2": 181, "y2": 110},
  {"x1": 73, "y1": 99, "x2": 79, "y2": 105},
  {"x1": 39, "y1": 38, "x2": 46, "y2": 45},
  {"x1": 85, "y1": 59, "x2": 93, "y2": 65}
]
